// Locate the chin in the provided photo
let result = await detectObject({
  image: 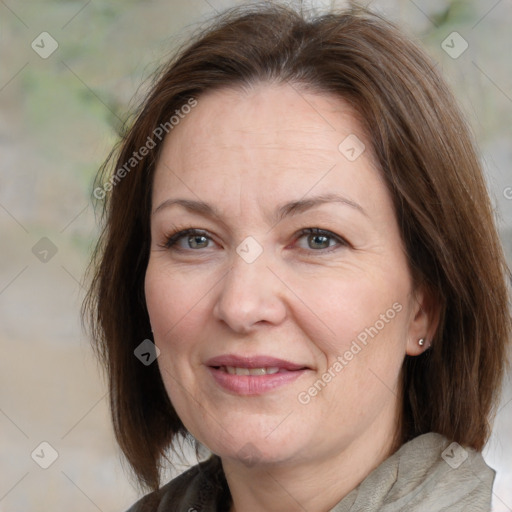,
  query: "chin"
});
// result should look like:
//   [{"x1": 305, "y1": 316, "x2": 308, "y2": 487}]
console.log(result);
[{"x1": 203, "y1": 425, "x2": 304, "y2": 468}]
